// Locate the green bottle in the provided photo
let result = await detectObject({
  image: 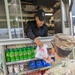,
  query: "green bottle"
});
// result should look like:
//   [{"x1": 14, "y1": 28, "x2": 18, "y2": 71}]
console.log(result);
[
  {"x1": 5, "y1": 48, "x2": 10, "y2": 62},
  {"x1": 23, "y1": 47, "x2": 28, "y2": 60},
  {"x1": 10, "y1": 49, "x2": 15, "y2": 62},
  {"x1": 18, "y1": 48, "x2": 24, "y2": 60},
  {"x1": 27, "y1": 46, "x2": 31, "y2": 59},
  {"x1": 31, "y1": 46, "x2": 35, "y2": 58},
  {"x1": 14, "y1": 48, "x2": 19, "y2": 61}
]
